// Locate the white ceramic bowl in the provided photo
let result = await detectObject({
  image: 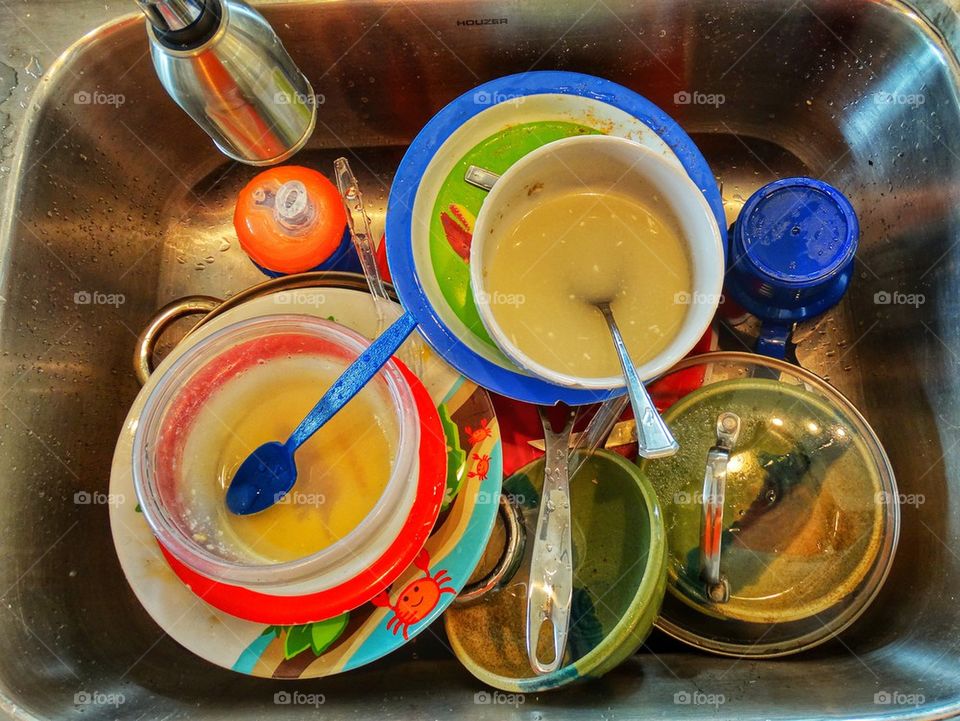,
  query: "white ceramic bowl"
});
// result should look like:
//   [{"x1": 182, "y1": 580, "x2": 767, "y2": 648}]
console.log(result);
[
  {"x1": 408, "y1": 92, "x2": 681, "y2": 372},
  {"x1": 470, "y1": 135, "x2": 725, "y2": 390}
]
